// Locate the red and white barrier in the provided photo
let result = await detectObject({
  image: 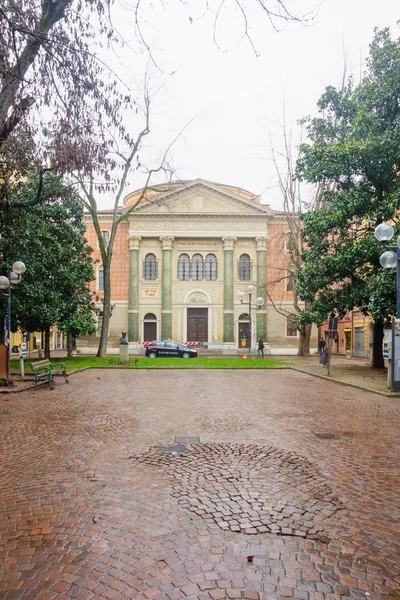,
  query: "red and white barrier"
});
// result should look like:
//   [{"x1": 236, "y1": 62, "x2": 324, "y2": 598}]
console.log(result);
[{"x1": 183, "y1": 341, "x2": 200, "y2": 346}]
